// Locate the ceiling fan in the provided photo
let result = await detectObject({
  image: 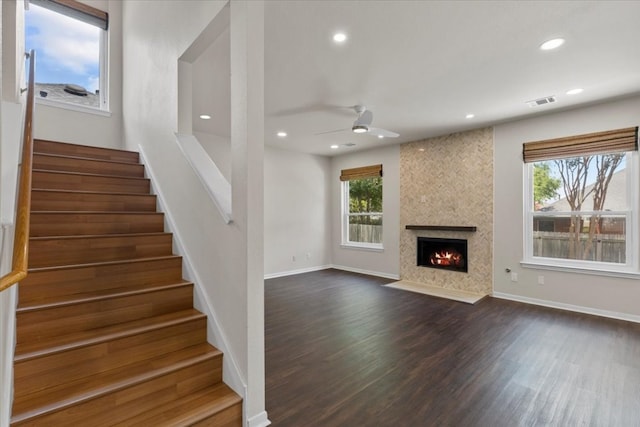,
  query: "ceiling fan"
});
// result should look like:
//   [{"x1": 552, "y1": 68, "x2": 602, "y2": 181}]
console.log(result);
[{"x1": 318, "y1": 105, "x2": 399, "y2": 138}]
